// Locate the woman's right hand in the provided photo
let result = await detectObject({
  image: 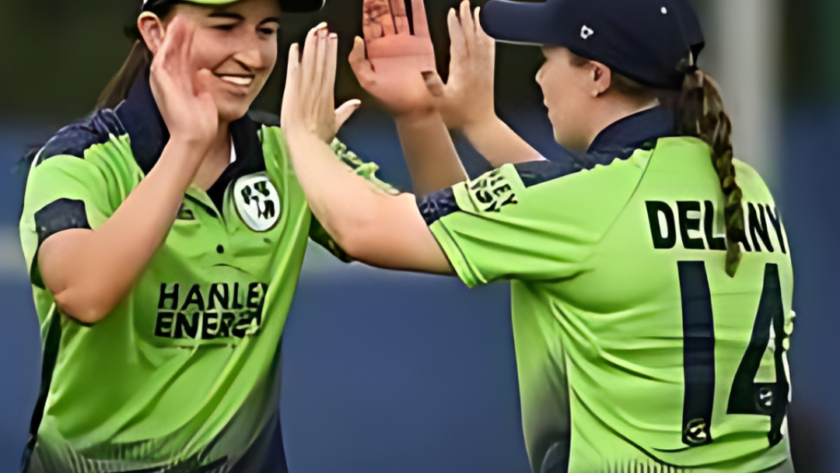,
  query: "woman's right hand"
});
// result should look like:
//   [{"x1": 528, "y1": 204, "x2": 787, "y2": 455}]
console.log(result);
[
  {"x1": 149, "y1": 16, "x2": 218, "y2": 150},
  {"x1": 424, "y1": 1, "x2": 498, "y2": 132}
]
